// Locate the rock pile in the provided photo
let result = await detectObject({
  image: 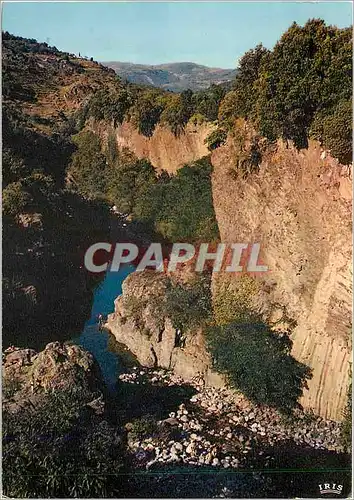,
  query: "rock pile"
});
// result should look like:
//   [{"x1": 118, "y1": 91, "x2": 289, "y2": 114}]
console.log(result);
[{"x1": 120, "y1": 367, "x2": 343, "y2": 471}]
